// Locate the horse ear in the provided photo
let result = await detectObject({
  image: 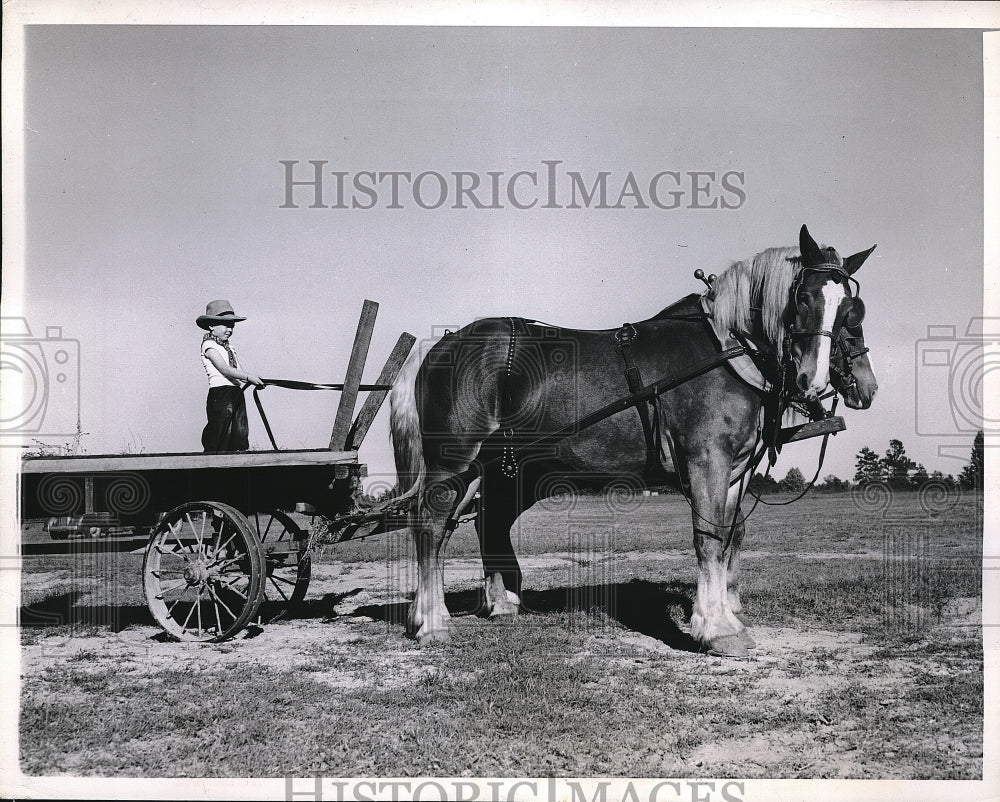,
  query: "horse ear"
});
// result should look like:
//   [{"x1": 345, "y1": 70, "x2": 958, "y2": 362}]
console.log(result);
[
  {"x1": 799, "y1": 224, "x2": 826, "y2": 266},
  {"x1": 843, "y1": 244, "x2": 877, "y2": 275}
]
